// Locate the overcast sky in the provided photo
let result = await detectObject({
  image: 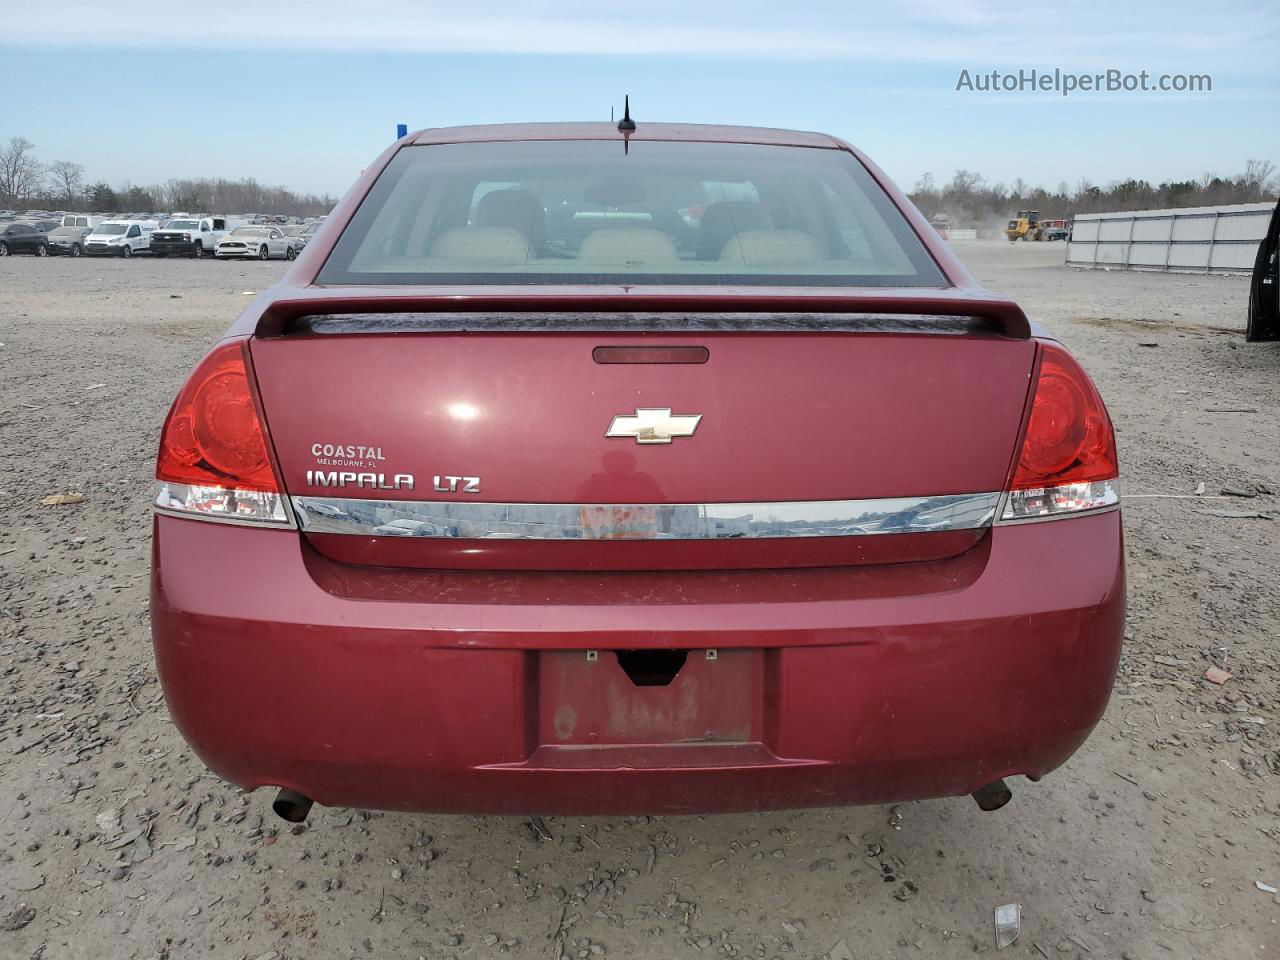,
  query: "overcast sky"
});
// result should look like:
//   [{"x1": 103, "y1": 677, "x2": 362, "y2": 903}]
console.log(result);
[{"x1": 2, "y1": 0, "x2": 1276, "y2": 197}]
